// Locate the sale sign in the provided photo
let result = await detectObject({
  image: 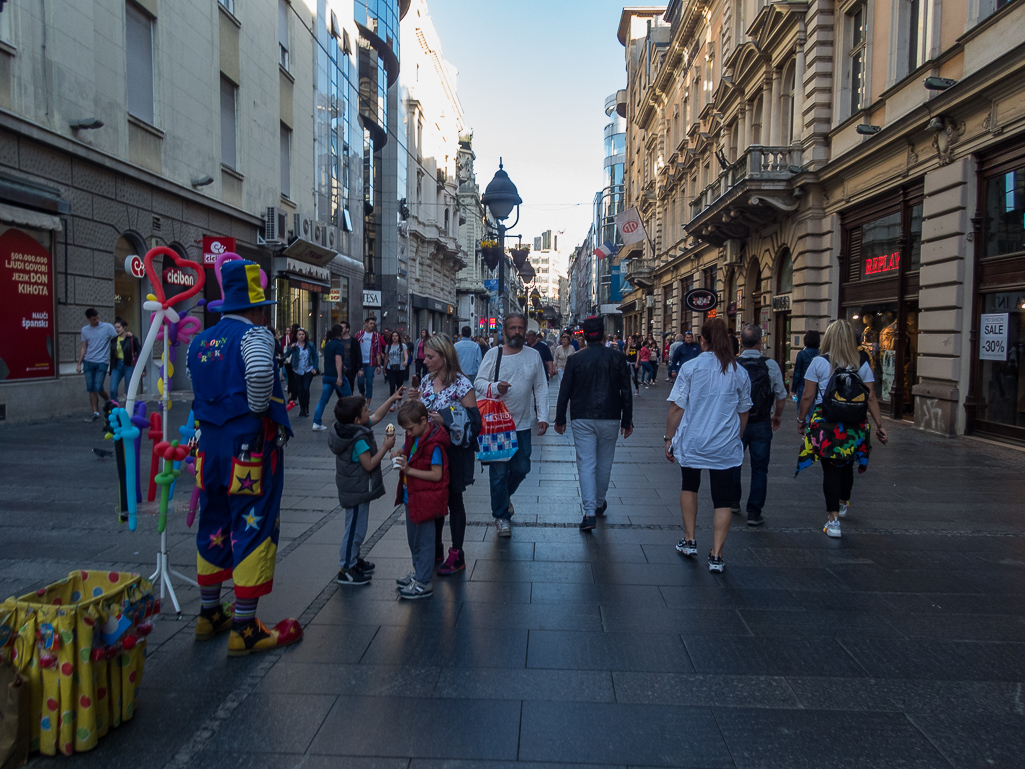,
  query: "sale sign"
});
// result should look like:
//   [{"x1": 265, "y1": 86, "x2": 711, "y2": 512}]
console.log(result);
[
  {"x1": 0, "y1": 228, "x2": 55, "y2": 380},
  {"x1": 202, "y1": 236, "x2": 236, "y2": 268},
  {"x1": 979, "y1": 313, "x2": 1009, "y2": 362}
]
